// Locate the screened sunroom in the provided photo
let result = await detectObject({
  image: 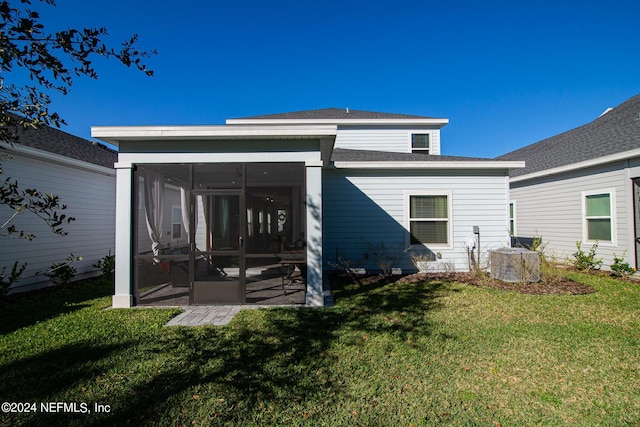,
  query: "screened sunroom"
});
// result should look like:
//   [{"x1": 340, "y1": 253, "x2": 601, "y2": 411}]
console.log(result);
[{"x1": 92, "y1": 125, "x2": 336, "y2": 307}]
